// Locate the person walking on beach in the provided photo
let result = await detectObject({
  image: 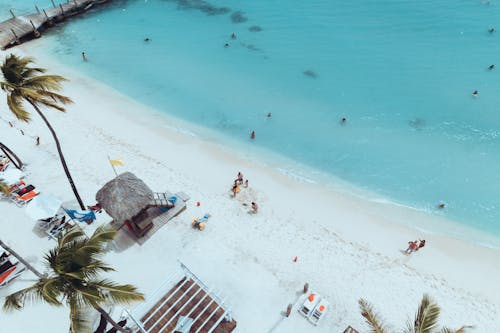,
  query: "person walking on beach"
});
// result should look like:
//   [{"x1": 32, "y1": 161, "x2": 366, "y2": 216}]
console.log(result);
[
  {"x1": 82, "y1": 52, "x2": 87, "y2": 61},
  {"x1": 251, "y1": 201, "x2": 258, "y2": 213},
  {"x1": 244, "y1": 179, "x2": 249, "y2": 188},
  {"x1": 237, "y1": 172, "x2": 244, "y2": 185},
  {"x1": 36, "y1": 136, "x2": 40, "y2": 146}
]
